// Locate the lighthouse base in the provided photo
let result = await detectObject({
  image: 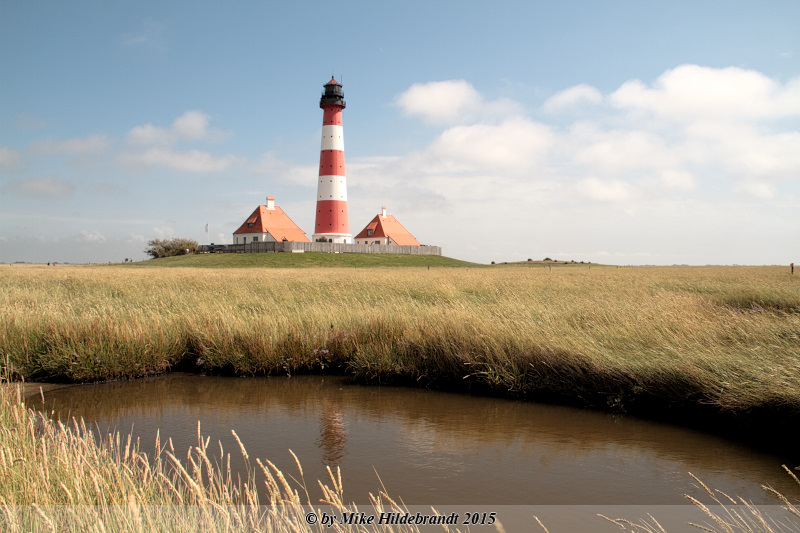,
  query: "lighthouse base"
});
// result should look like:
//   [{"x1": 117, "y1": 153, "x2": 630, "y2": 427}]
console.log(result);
[{"x1": 312, "y1": 233, "x2": 352, "y2": 244}]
